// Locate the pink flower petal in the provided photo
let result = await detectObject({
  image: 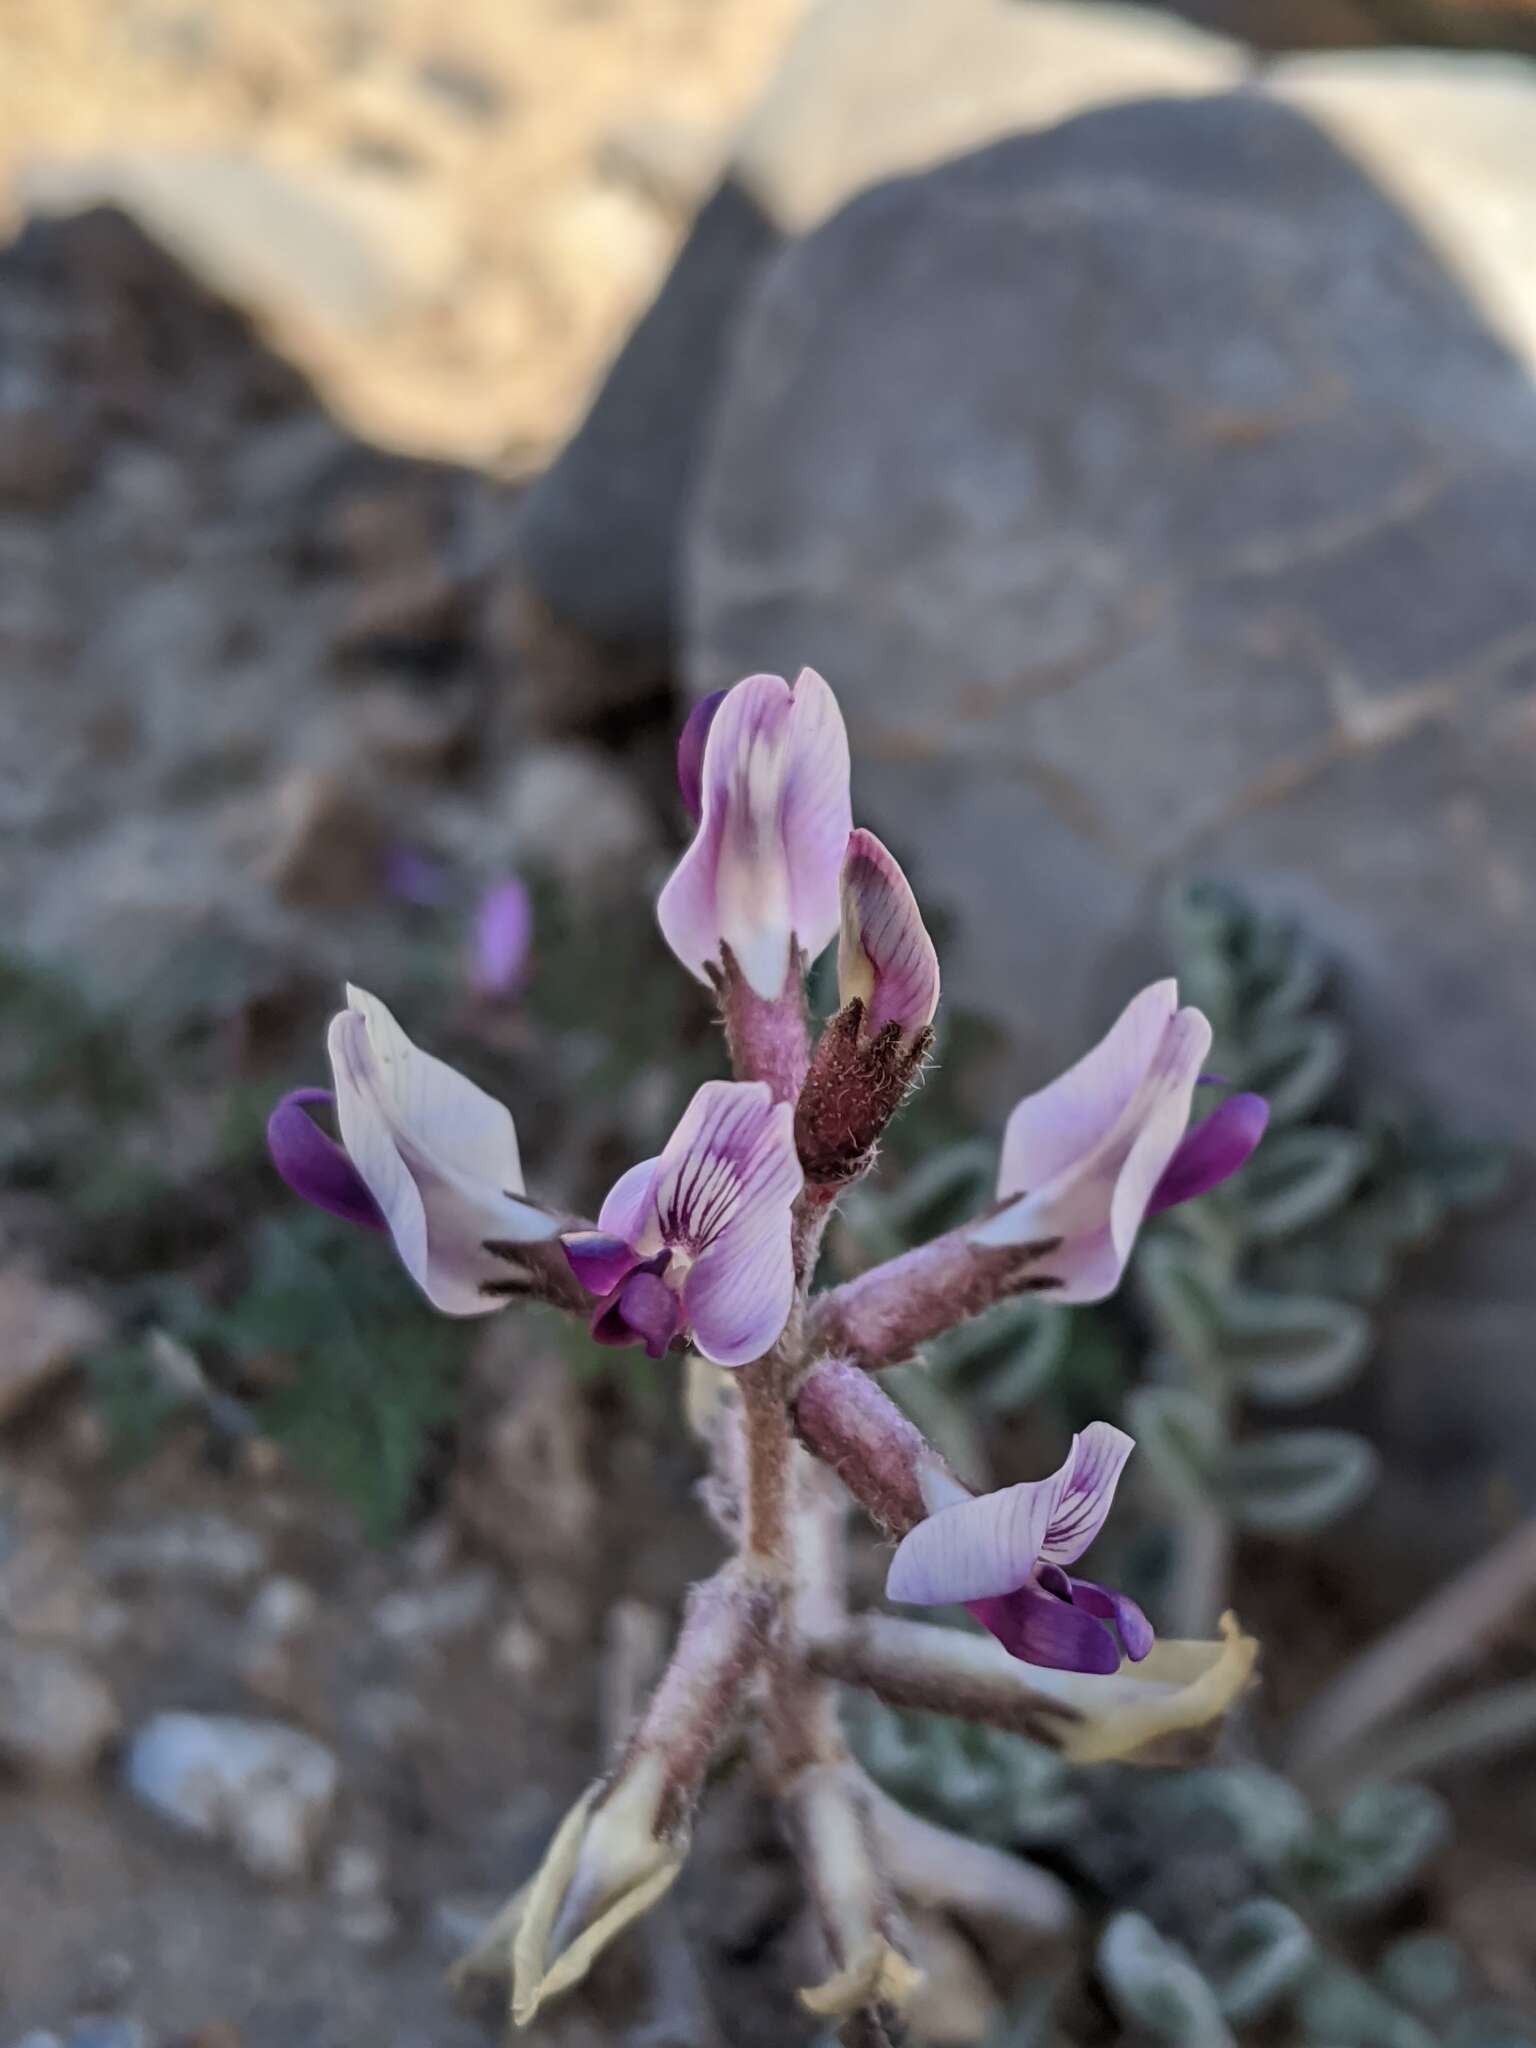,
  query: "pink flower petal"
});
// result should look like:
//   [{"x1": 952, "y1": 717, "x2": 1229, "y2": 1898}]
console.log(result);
[
  {"x1": 837, "y1": 828, "x2": 939, "y2": 1037},
  {"x1": 328, "y1": 986, "x2": 552, "y2": 1316},
  {"x1": 971, "y1": 984, "x2": 1212, "y2": 1302},
  {"x1": 650, "y1": 1081, "x2": 800, "y2": 1254},
  {"x1": 780, "y1": 667, "x2": 853, "y2": 979},
  {"x1": 597, "y1": 1156, "x2": 663, "y2": 1251},
  {"x1": 643, "y1": 1080, "x2": 801, "y2": 1367},
  {"x1": 1149, "y1": 1092, "x2": 1269, "y2": 1215},
  {"x1": 996, "y1": 981, "x2": 1180, "y2": 1199},
  {"x1": 885, "y1": 1458, "x2": 1070, "y2": 1606},
  {"x1": 1038, "y1": 1422, "x2": 1136, "y2": 1567},
  {"x1": 656, "y1": 670, "x2": 852, "y2": 999}
]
